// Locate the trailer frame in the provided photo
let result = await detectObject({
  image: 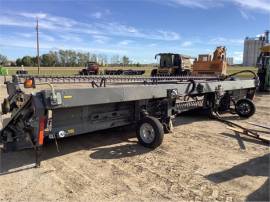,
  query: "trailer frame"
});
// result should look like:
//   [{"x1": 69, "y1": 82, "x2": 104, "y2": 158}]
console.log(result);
[{"x1": 0, "y1": 75, "x2": 258, "y2": 166}]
